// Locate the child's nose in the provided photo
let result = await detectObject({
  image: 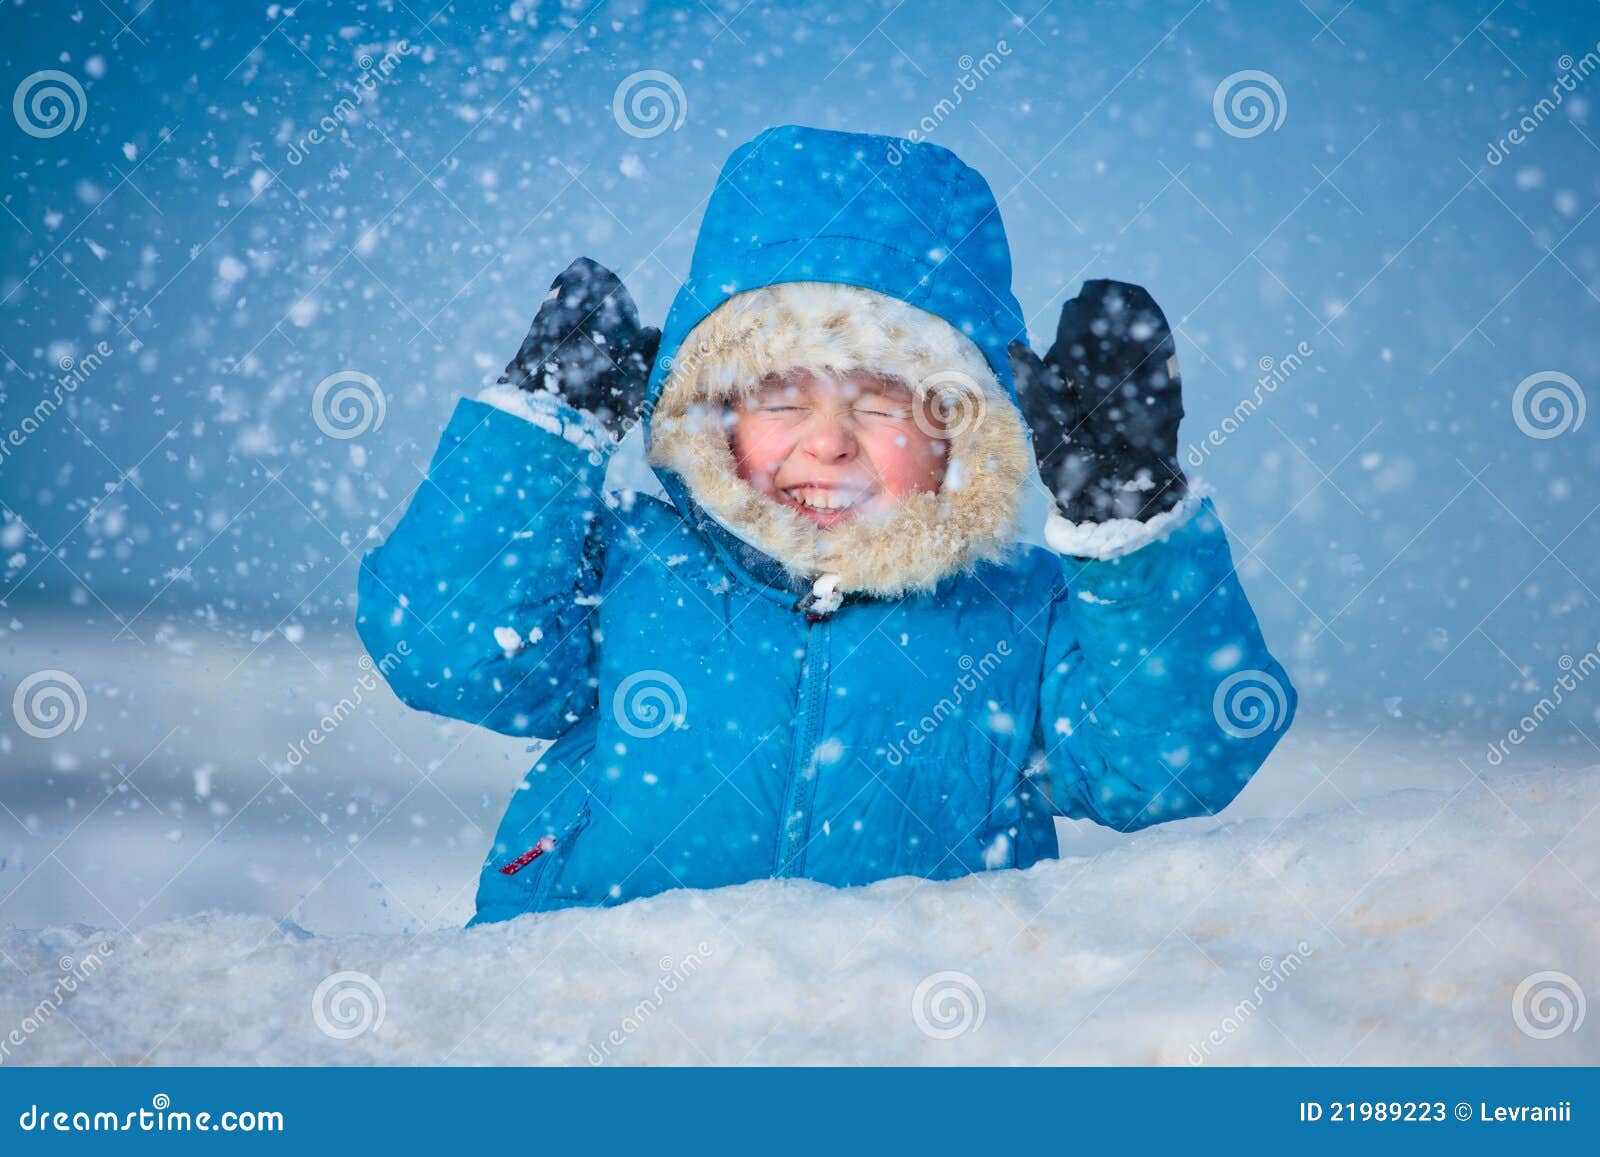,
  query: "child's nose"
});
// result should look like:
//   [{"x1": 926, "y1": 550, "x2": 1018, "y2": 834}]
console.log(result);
[{"x1": 798, "y1": 414, "x2": 857, "y2": 463}]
